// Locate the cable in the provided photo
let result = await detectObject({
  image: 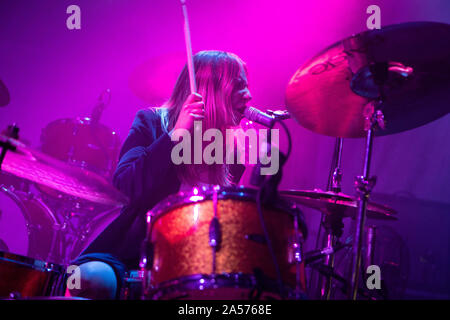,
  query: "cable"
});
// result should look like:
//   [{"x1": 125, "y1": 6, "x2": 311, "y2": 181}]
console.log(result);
[
  {"x1": 274, "y1": 119, "x2": 292, "y2": 160},
  {"x1": 253, "y1": 119, "x2": 292, "y2": 299},
  {"x1": 255, "y1": 185, "x2": 285, "y2": 298}
]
